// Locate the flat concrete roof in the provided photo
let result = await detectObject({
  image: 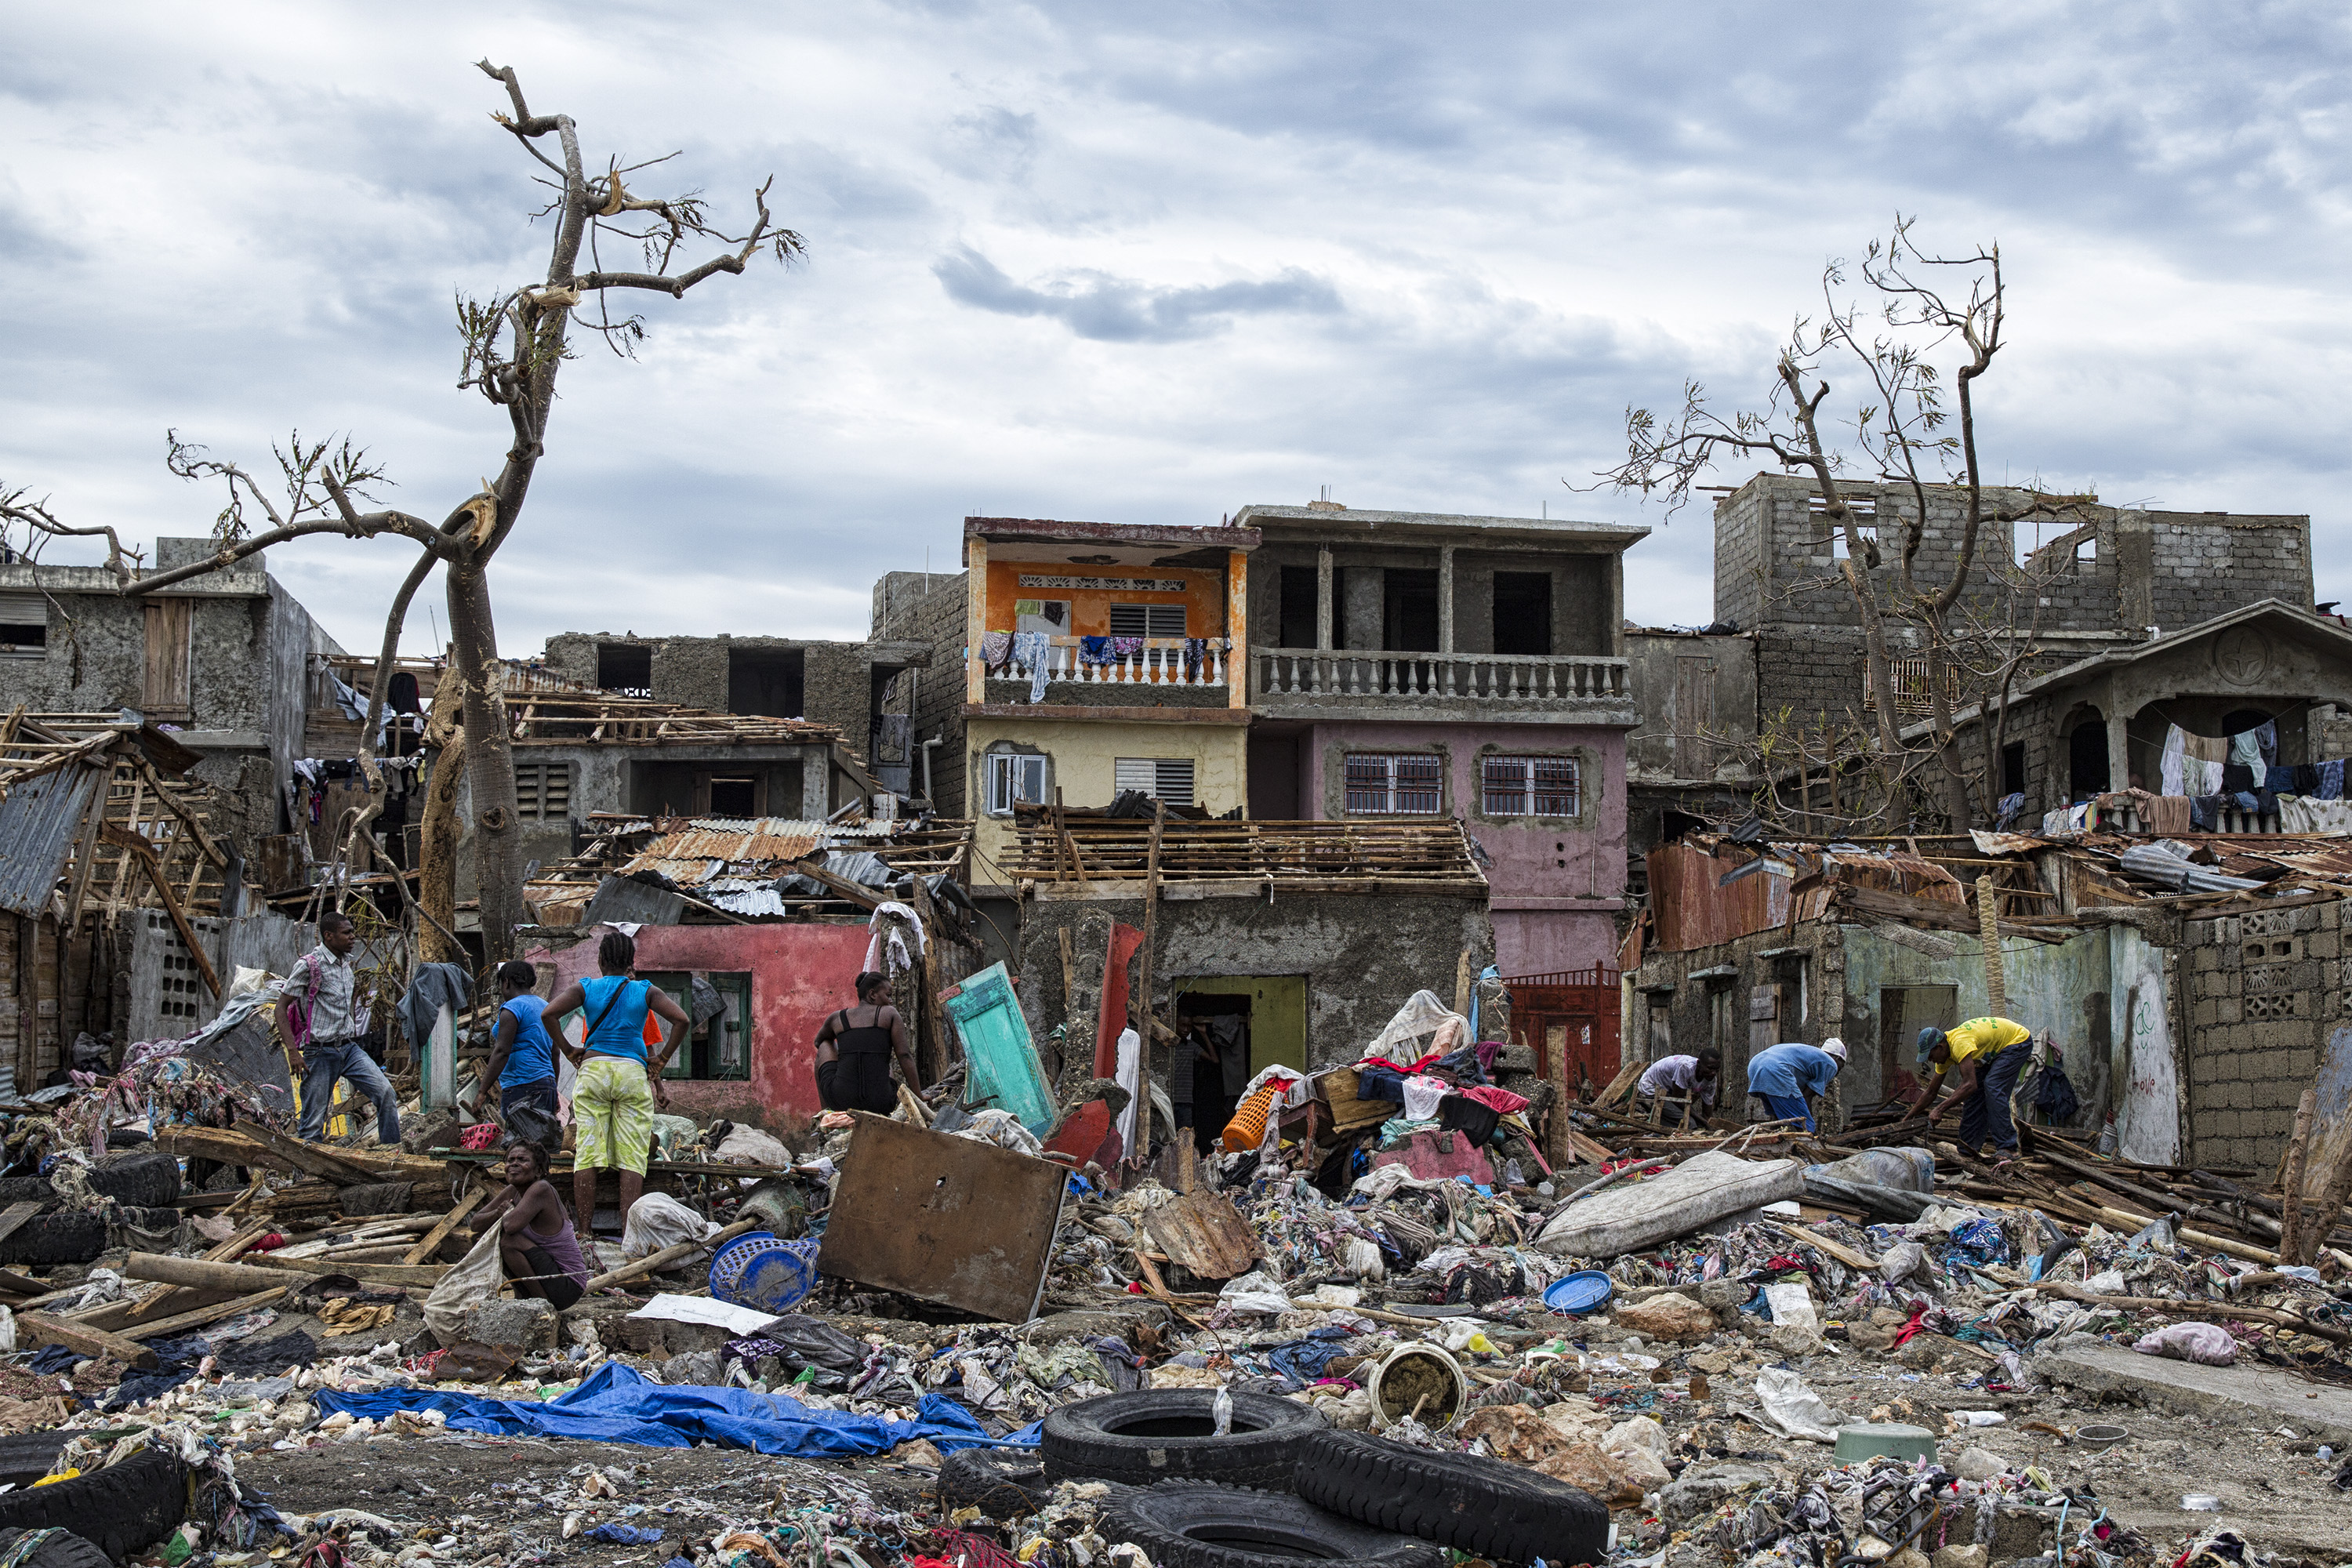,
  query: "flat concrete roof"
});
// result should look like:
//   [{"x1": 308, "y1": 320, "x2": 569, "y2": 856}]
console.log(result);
[
  {"x1": 964, "y1": 517, "x2": 1259, "y2": 568},
  {"x1": 1233, "y1": 503, "x2": 1647, "y2": 551}
]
